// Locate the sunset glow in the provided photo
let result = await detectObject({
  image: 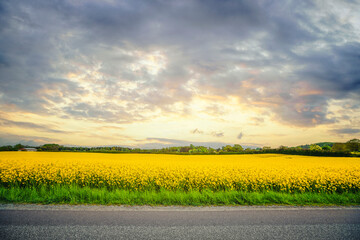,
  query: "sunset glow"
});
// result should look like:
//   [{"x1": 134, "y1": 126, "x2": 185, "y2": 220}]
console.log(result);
[{"x1": 0, "y1": 0, "x2": 359, "y2": 148}]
